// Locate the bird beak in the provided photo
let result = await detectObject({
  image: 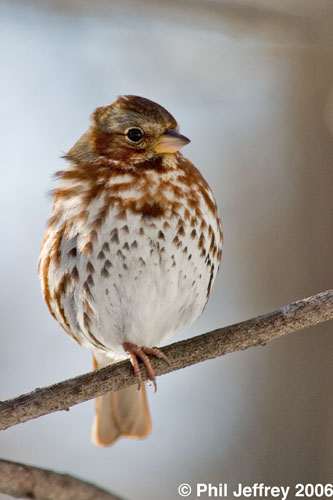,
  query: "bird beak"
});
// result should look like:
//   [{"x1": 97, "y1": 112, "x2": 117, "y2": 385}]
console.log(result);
[{"x1": 153, "y1": 129, "x2": 191, "y2": 154}]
